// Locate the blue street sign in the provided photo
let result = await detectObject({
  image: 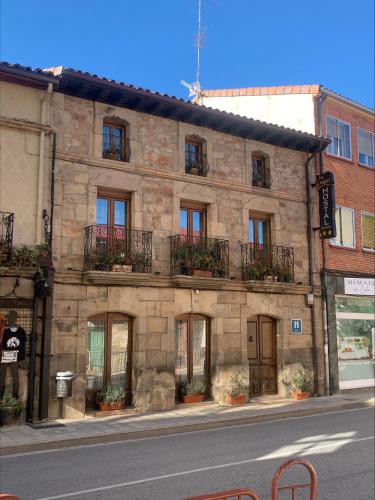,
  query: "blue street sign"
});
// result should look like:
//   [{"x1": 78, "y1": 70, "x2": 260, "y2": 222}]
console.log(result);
[{"x1": 291, "y1": 319, "x2": 302, "y2": 334}]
